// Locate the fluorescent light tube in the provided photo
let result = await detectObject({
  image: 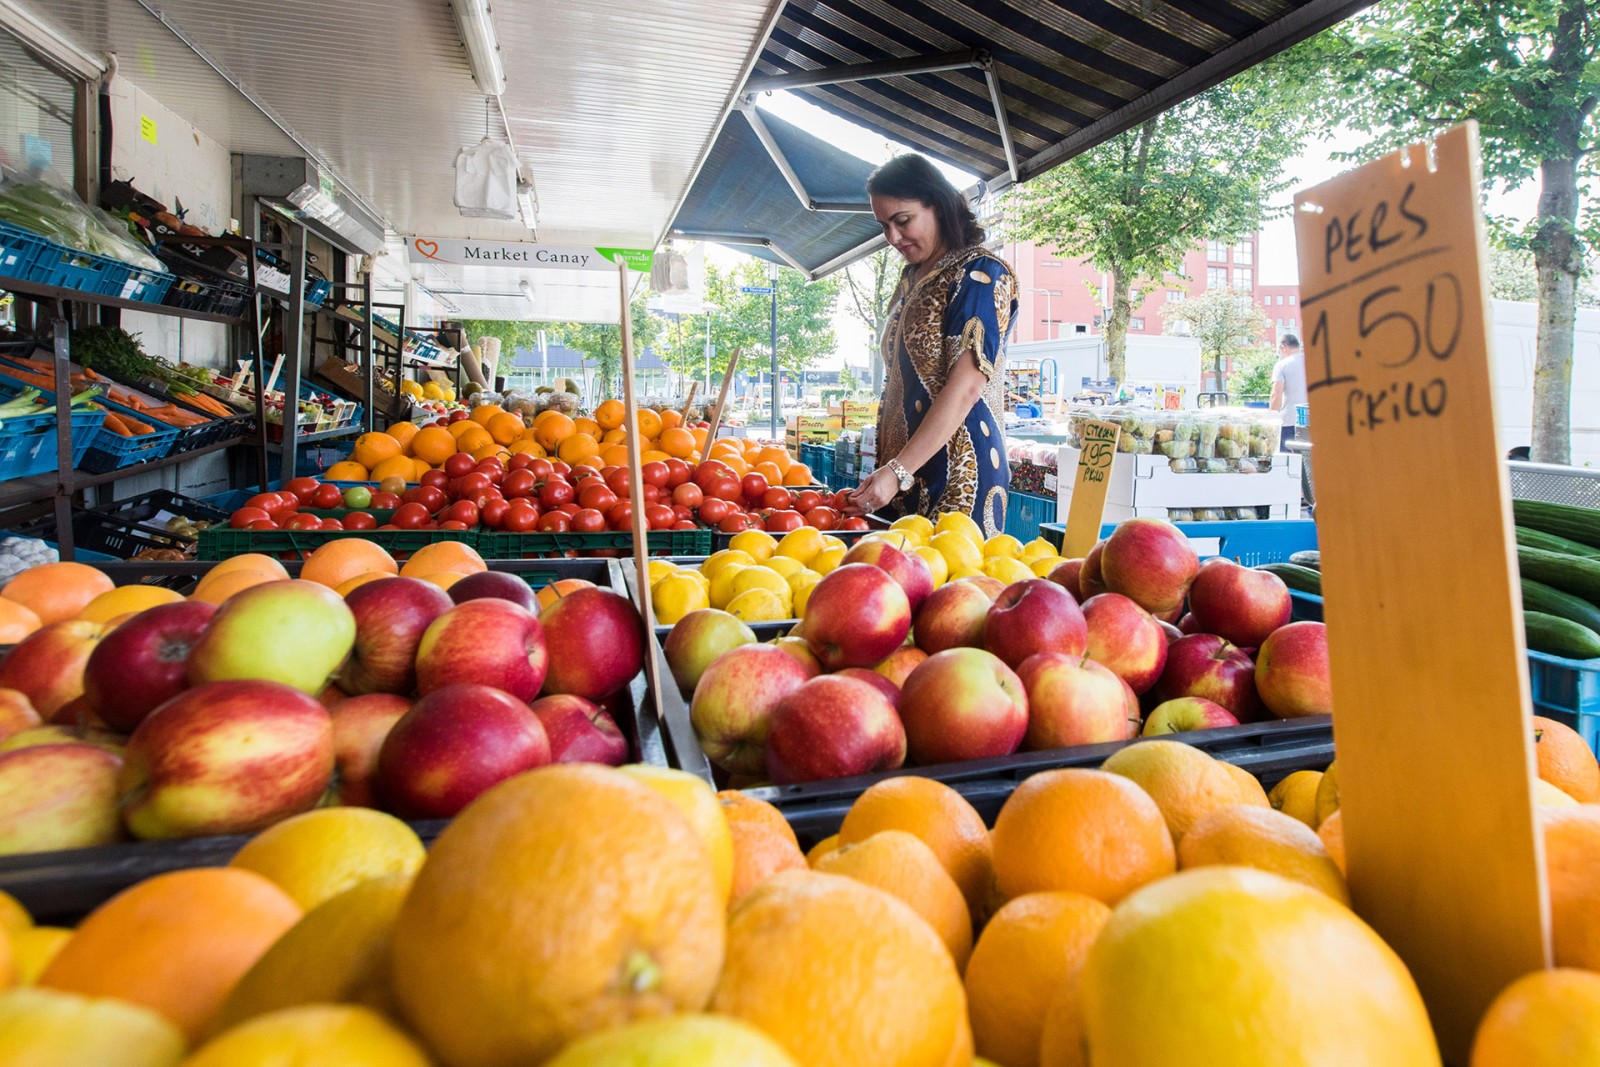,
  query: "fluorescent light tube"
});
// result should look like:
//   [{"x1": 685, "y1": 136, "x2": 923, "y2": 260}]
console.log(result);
[{"x1": 449, "y1": 0, "x2": 505, "y2": 97}]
